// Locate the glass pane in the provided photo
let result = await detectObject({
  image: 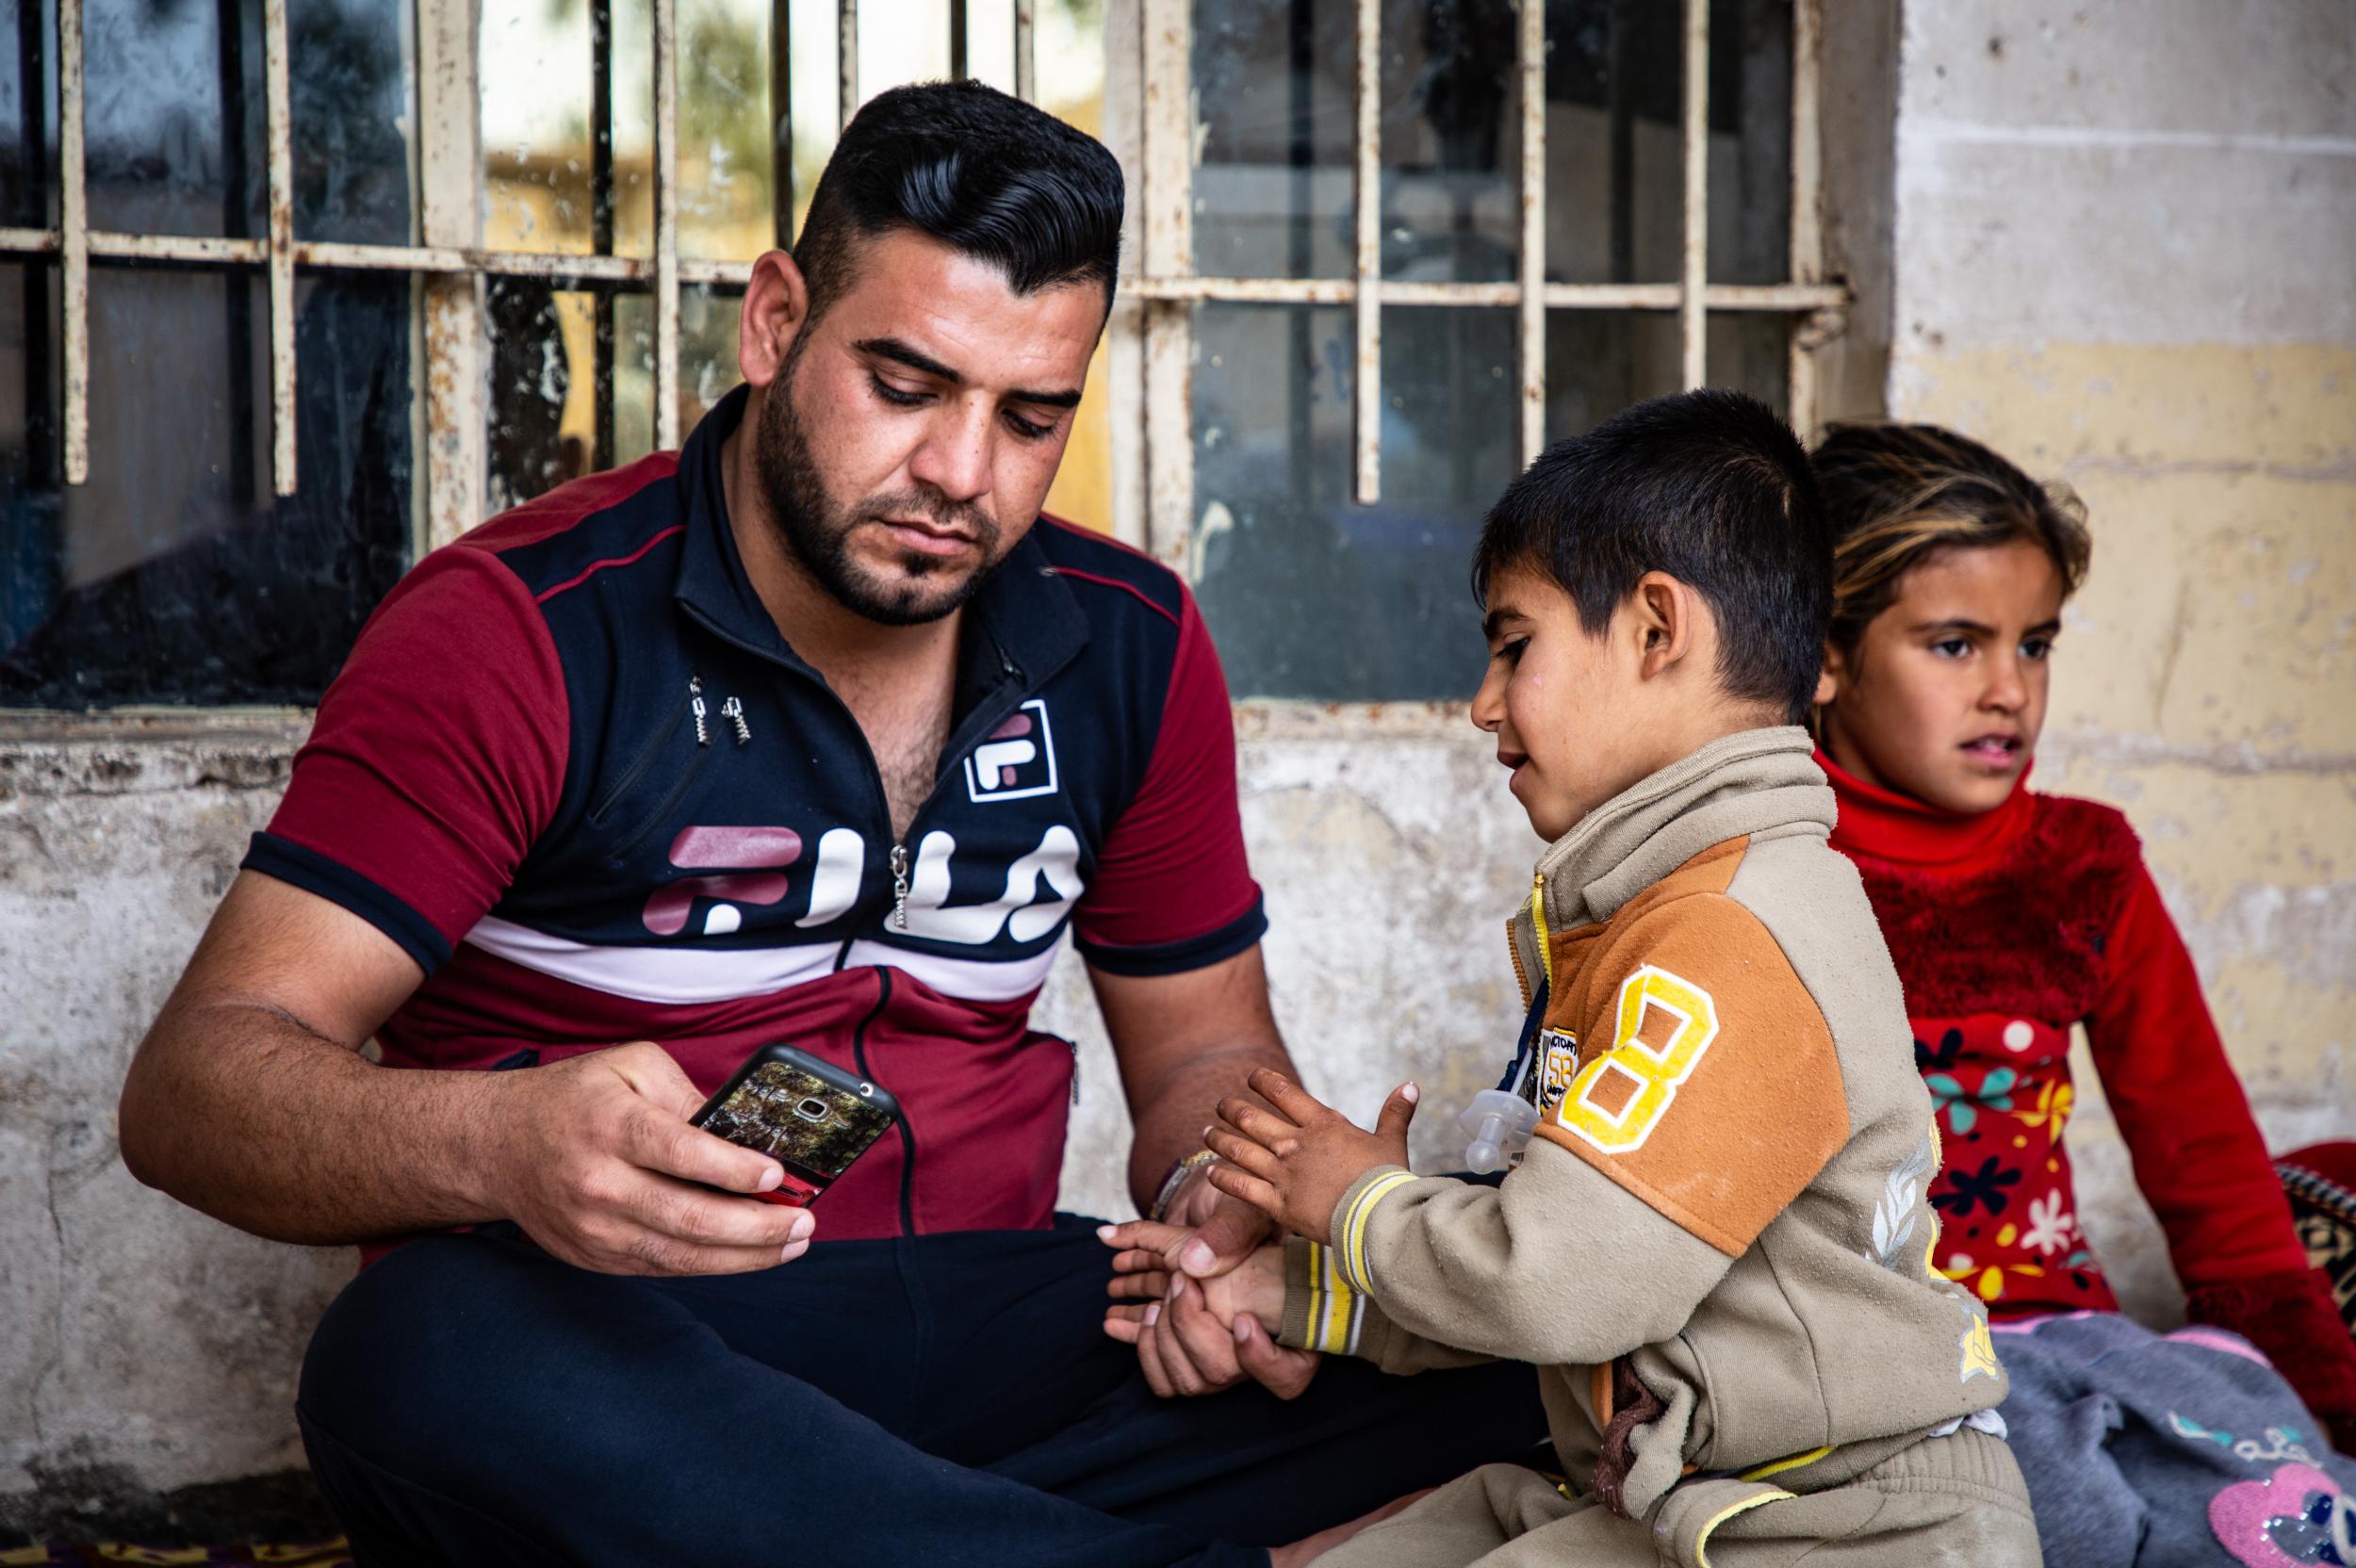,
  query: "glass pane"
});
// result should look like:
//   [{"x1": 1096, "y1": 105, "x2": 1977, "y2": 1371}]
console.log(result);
[
  {"x1": 74, "y1": 0, "x2": 414, "y2": 243},
  {"x1": 858, "y1": 0, "x2": 954, "y2": 97},
  {"x1": 1704, "y1": 309, "x2": 1787, "y2": 413},
  {"x1": 0, "y1": 265, "x2": 415, "y2": 708},
  {"x1": 292, "y1": 0, "x2": 418, "y2": 245},
  {"x1": 781, "y1": 0, "x2": 839, "y2": 241},
  {"x1": 0, "y1": 0, "x2": 57, "y2": 231},
  {"x1": 1542, "y1": 307, "x2": 1679, "y2": 441},
  {"x1": 482, "y1": 0, "x2": 617, "y2": 256},
  {"x1": 1381, "y1": 0, "x2": 1520, "y2": 285},
  {"x1": 1706, "y1": 0, "x2": 1790, "y2": 285},
  {"x1": 83, "y1": 0, "x2": 262, "y2": 238},
  {"x1": 1542, "y1": 0, "x2": 1681, "y2": 285},
  {"x1": 678, "y1": 0, "x2": 777, "y2": 261},
  {"x1": 1191, "y1": 302, "x2": 1516, "y2": 699},
  {"x1": 486, "y1": 278, "x2": 595, "y2": 511},
  {"x1": 1192, "y1": 0, "x2": 1354, "y2": 281},
  {"x1": 676, "y1": 283, "x2": 744, "y2": 434}
]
